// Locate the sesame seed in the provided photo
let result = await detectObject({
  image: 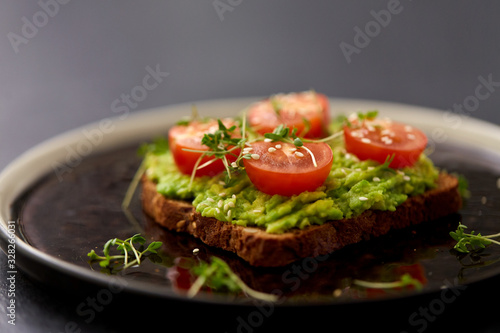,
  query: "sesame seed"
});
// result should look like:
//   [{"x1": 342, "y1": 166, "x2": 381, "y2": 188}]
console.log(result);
[
  {"x1": 403, "y1": 175, "x2": 411, "y2": 181},
  {"x1": 289, "y1": 147, "x2": 297, "y2": 152},
  {"x1": 227, "y1": 210, "x2": 232, "y2": 219},
  {"x1": 215, "y1": 208, "x2": 220, "y2": 214},
  {"x1": 361, "y1": 138, "x2": 371, "y2": 144},
  {"x1": 381, "y1": 136, "x2": 393, "y2": 145},
  {"x1": 219, "y1": 192, "x2": 226, "y2": 197},
  {"x1": 341, "y1": 168, "x2": 347, "y2": 175},
  {"x1": 351, "y1": 131, "x2": 363, "y2": 138},
  {"x1": 275, "y1": 144, "x2": 282, "y2": 149},
  {"x1": 373, "y1": 177, "x2": 381, "y2": 182},
  {"x1": 268, "y1": 147, "x2": 276, "y2": 153},
  {"x1": 359, "y1": 196, "x2": 369, "y2": 201},
  {"x1": 231, "y1": 162, "x2": 238, "y2": 168},
  {"x1": 206, "y1": 197, "x2": 215, "y2": 203},
  {"x1": 218, "y1": 200, "x2": 223, "y2": 208},
  {"x1": 264, "y1": 138, "x2": 273, "y2": 142},
  {"x1": 367, "y1": 125, "x2": 376, "y2": 132},
  {"x1": 232, "y1": 194, "x2": 236, "y2": 199},
  {"x1": 253, "y1": 209, "x2": 262, "y2": 213},
  {"x1": 407, "y1": 133, "x2": 416, "y2": 140},
  {"x1": 404, "y1": 125, "x2": 413, "y2": 132},
  {"x1": 224, "y1": 201, "x2": 235, "y2": 211},
  {"x1": 251, "y1": 154, "x2": 260, "y2": 160},
  {"x1": 295, "y1": 152, "x2": 304, "y2": 157},
  {"x1": 348, "y1": 113, "x2": 358, "y2": 122},
  {"x1": 192, "y1": 248, "x2": 200, "y2": 254}
]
